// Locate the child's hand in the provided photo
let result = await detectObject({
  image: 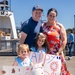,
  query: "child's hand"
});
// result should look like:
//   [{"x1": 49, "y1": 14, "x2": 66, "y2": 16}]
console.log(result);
[
  {"x1": 56, "y1": 52, "x2": 60, "y2": 56},
  {"x1": 39, "y1": 62, "x2": 44, "y2": 67},
  {"x1": 42, "y1": 63, "x2": 44, "y2": 66}
]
